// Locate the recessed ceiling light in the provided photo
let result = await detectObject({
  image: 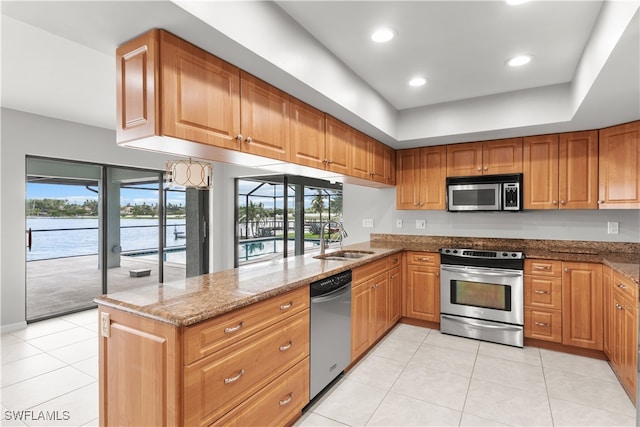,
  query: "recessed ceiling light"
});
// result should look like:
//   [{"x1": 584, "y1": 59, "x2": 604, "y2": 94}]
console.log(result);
[
  {"x1": 409, "y1": 77, "x2": 427, "y2": 87},
  {"x1": 506, "y1": 54, "x2": 534, "y2": 67},
  {"x1": 371, "y1": 27, "x2": 396, "y2": 43},
  {"x1": 505, "y1": 0, "x2": 530, "y2": 5}
]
